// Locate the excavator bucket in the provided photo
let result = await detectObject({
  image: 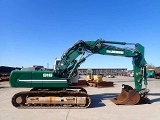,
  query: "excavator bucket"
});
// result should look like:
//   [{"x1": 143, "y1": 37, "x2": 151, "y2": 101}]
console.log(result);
[{"x1": 110, "y1": 84, "x2": 140, "y2": 105}]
